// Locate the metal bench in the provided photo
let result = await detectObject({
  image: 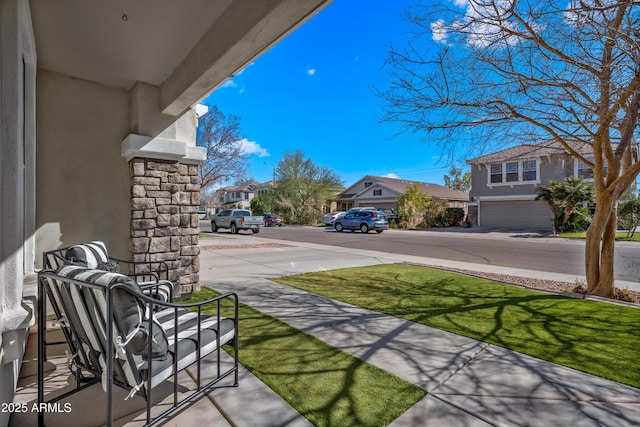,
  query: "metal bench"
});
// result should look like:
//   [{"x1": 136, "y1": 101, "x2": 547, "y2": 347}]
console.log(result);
[{"x1": 37, "y1": 242, "x2": 238, "y2": 426}]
